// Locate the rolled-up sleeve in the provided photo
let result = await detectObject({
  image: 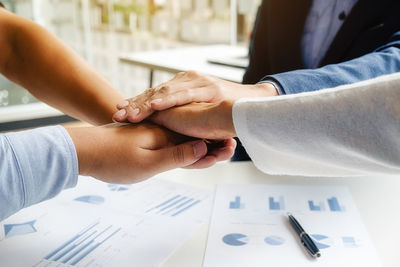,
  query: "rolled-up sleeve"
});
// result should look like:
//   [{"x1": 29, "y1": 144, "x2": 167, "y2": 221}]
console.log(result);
[
  {"x1": 0, "y1": 126, "x2": 78, "y2": 221},
  {"x1": 233, "y1": 73, "x2": 400, "y2": 177}
]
